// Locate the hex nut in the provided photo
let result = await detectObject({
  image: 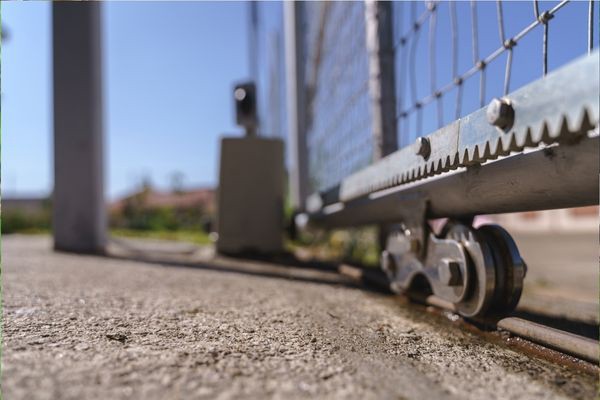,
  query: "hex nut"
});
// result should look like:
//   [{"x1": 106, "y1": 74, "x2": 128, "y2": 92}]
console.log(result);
[
  {"x1": 486, "y1": 98, "x2": 515, "y2": 131},
  {"x1": 438, "y1": 259, "x2": 462, "y2": 286},
  {"x1": 415, "y1": 137, "x2": 431, "y2": 160}
]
